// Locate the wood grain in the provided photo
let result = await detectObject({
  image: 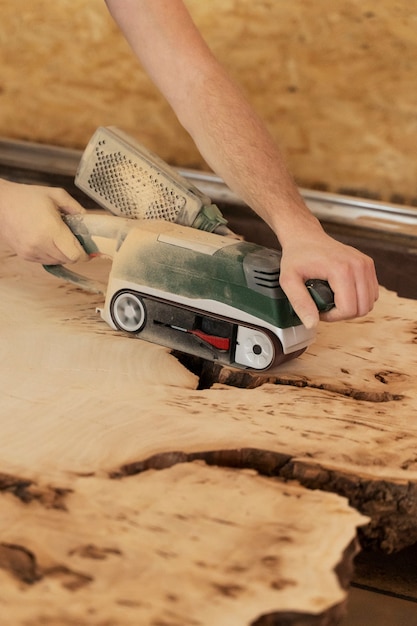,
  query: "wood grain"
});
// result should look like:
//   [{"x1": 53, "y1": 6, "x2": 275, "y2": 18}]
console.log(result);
[
  {"x1": 0, "y1": 236, "x2": 416, "y2": 622},
  {"x1": 0, "y1": 463, "x2": 365, "y2": 626},
  {"x1": 1, "y1": 246, "x2": 417, "y2": 543}
]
